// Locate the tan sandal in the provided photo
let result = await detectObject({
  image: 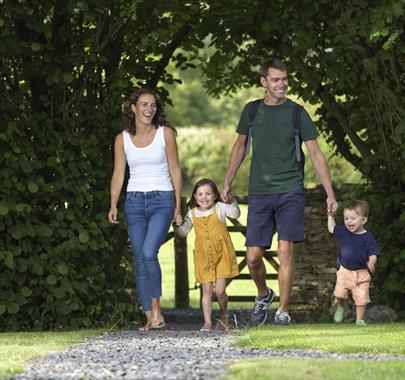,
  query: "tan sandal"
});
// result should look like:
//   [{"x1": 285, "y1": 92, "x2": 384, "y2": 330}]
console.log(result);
[
  {"x1": 151, "y1": 310, "x2": 166, "y2": 329},
  {"x1": 151, "y1": 320, "x2": 166, "y2": 329}
]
